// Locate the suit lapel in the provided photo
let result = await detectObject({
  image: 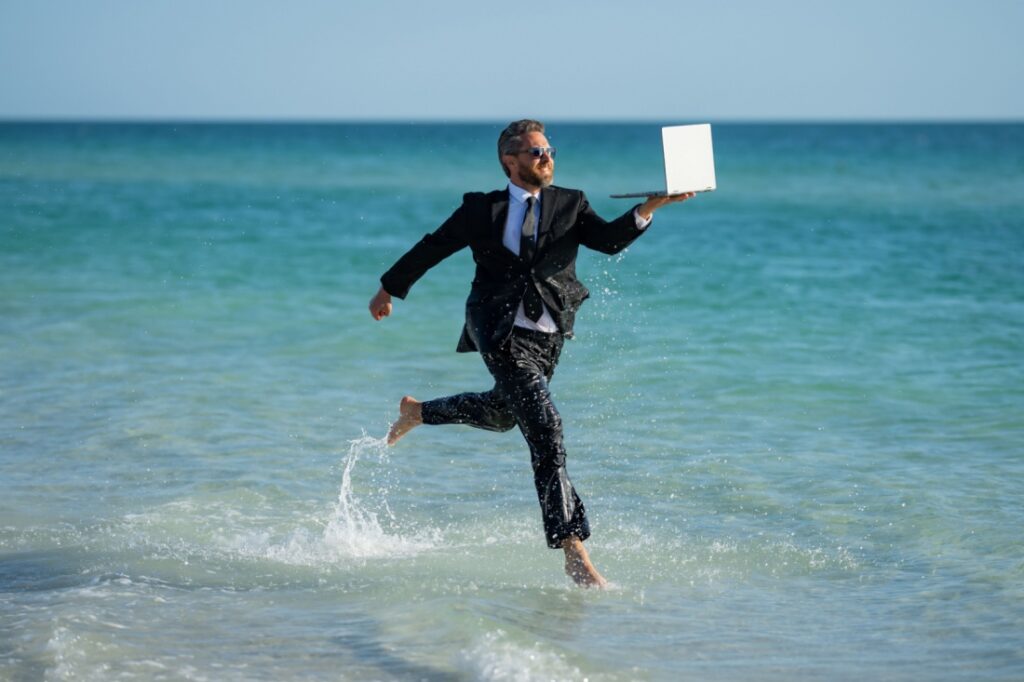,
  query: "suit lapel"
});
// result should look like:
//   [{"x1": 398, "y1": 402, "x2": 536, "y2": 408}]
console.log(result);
[{"x1": 491, "y1": 191, "x2": 509, "y2": 244}]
